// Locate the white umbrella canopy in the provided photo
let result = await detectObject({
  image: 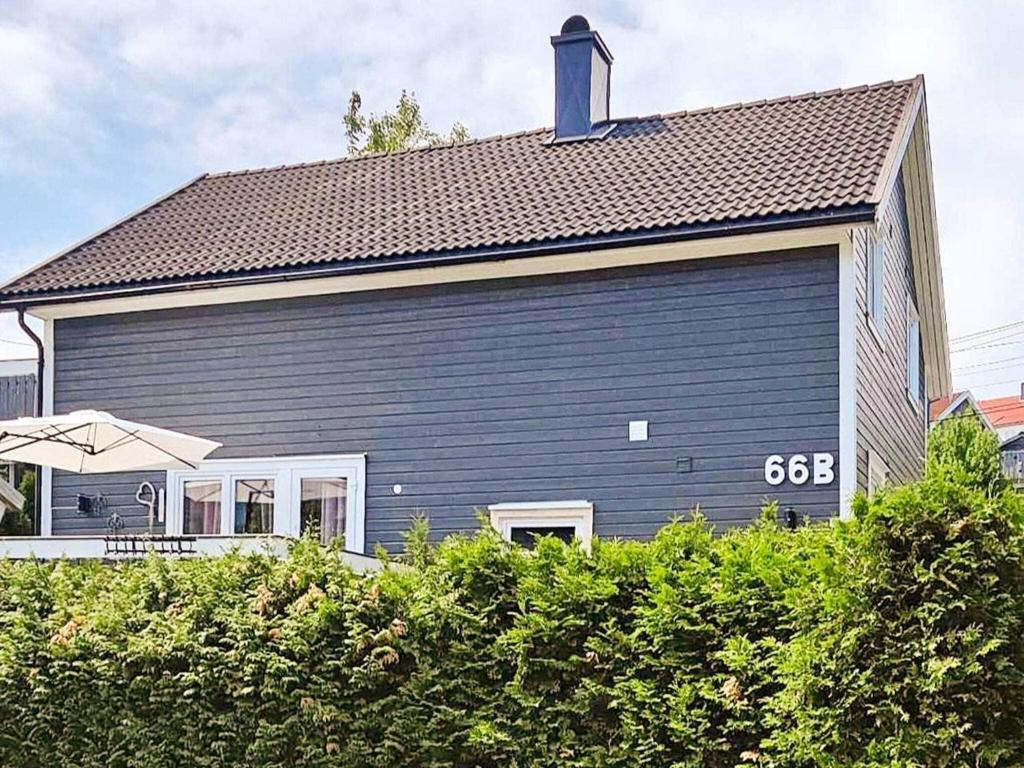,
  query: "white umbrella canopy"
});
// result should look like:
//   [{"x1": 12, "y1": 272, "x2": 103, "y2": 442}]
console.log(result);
[{"x1": 0, "y1": 410, "x2": 221, "y2": 473}]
